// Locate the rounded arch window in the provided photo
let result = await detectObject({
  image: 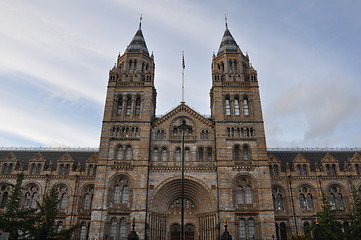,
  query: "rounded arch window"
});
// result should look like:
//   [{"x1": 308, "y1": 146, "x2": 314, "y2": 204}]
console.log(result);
[
  {"x1": 272, "y1": 187, "x2": 284, "y2": 210},
  {"x1": 328, "y1": 185, "x2": 345, "y2": 210},
  {"x1": 235, "y1": 177, "x2": 253, "y2": 205},
  {"x1": 22, "y1": 184, "x2": 40, "y2": 209},
  {"x1": 298, "y1": 186, "x2": 314, "y2": 210},
  {"x1": 110, "y1": 177, "x2": 130, "y2": 205}
]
